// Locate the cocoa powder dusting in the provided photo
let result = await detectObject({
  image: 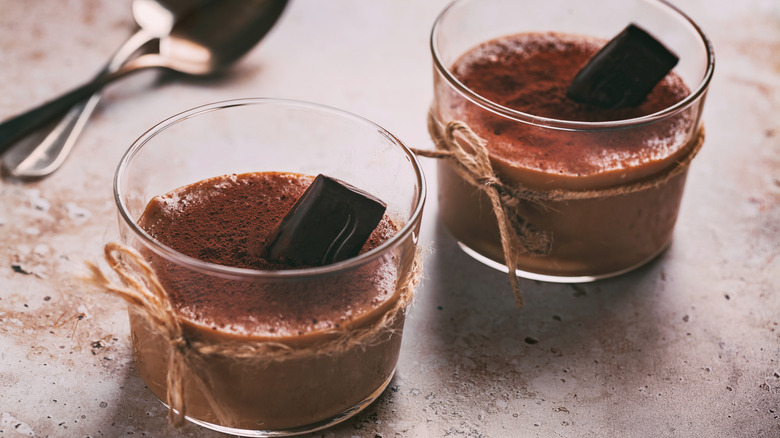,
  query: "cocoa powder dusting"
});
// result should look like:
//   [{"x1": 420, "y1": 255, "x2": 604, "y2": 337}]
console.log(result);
[
  {"x1": 136, "y1": 172, "x2": 400, "y2": 337},
  {"x1": 448, "y1": 32, "x2": 693, "y2": 178},
  {"x1": 453, "y1": 33, "x2": 689, "y2": 122}
]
